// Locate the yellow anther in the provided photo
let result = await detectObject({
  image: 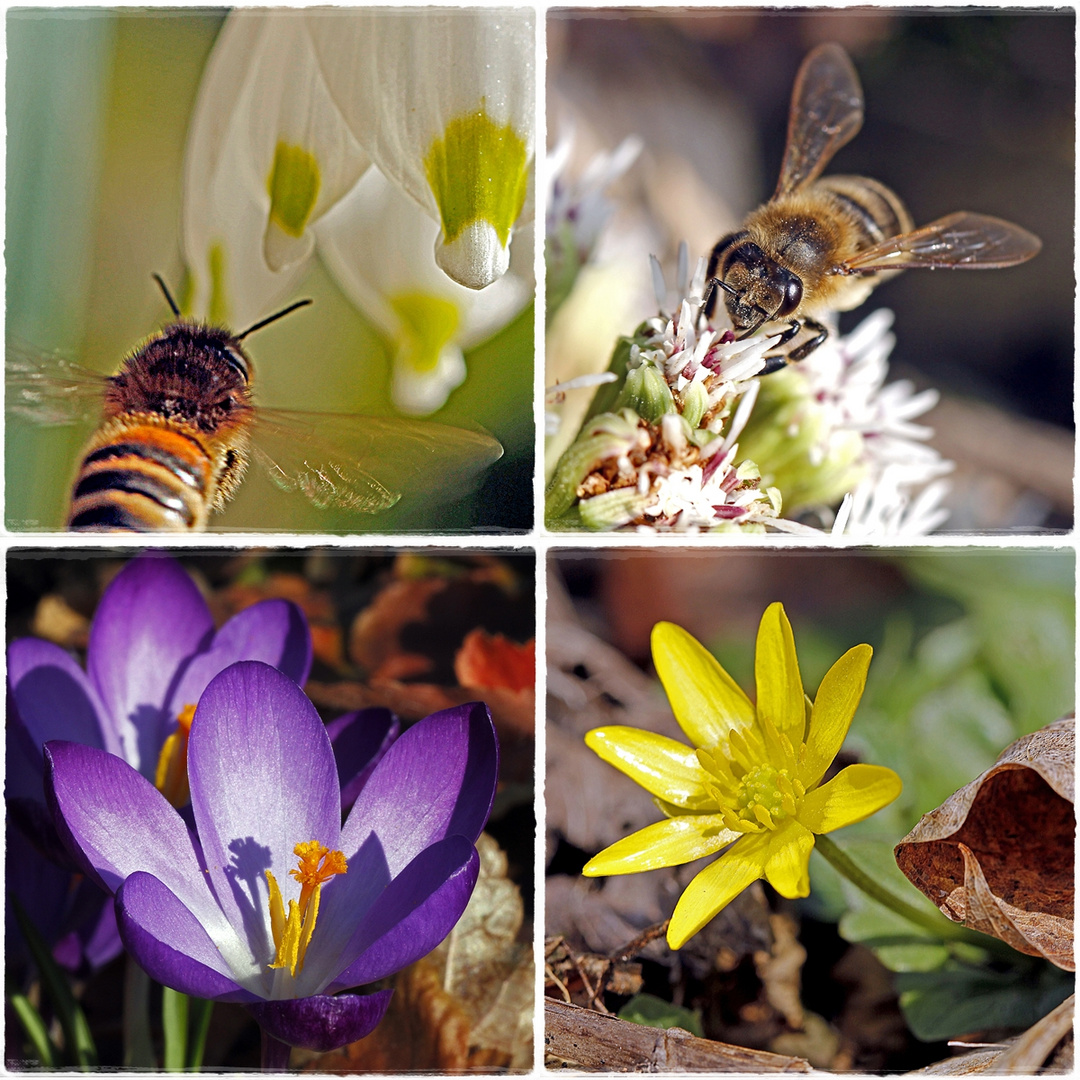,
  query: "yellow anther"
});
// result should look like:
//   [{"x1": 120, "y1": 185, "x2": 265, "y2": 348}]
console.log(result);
[
  {"x1": 154, "y1": 704, "x2": 197, "y2": 808},
  {"x1": 266, "y1": 841, "x2": 347, "y2": 977}
]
